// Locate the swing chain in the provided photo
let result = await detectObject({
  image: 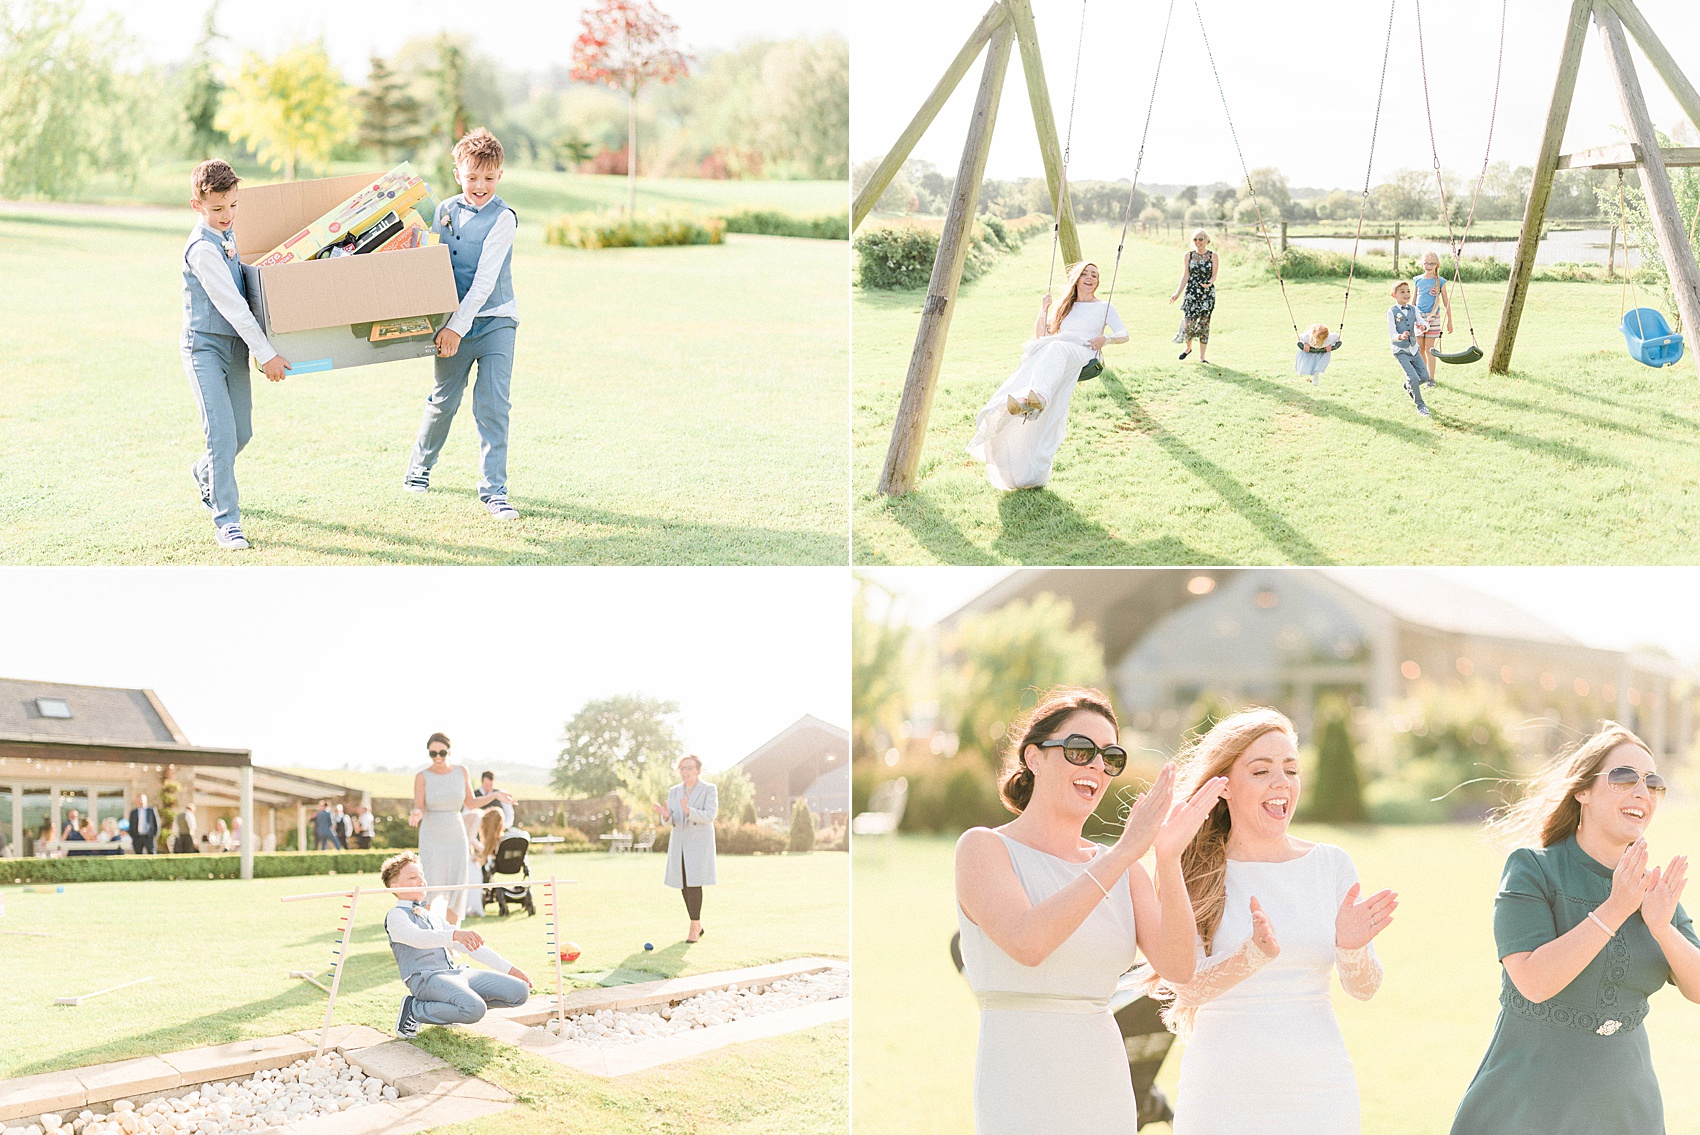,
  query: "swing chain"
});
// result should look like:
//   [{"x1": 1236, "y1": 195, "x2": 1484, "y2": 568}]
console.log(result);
[
  {"x1": 1046, "y1": 0, "x2": 1092, "y2": 300},
  {"x1": 1104, "y1": 0, "x2": 1178, "y2": 327},
  {"x1": 1342, "y1": 0, "x2": 1398, "y2": 335}
]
